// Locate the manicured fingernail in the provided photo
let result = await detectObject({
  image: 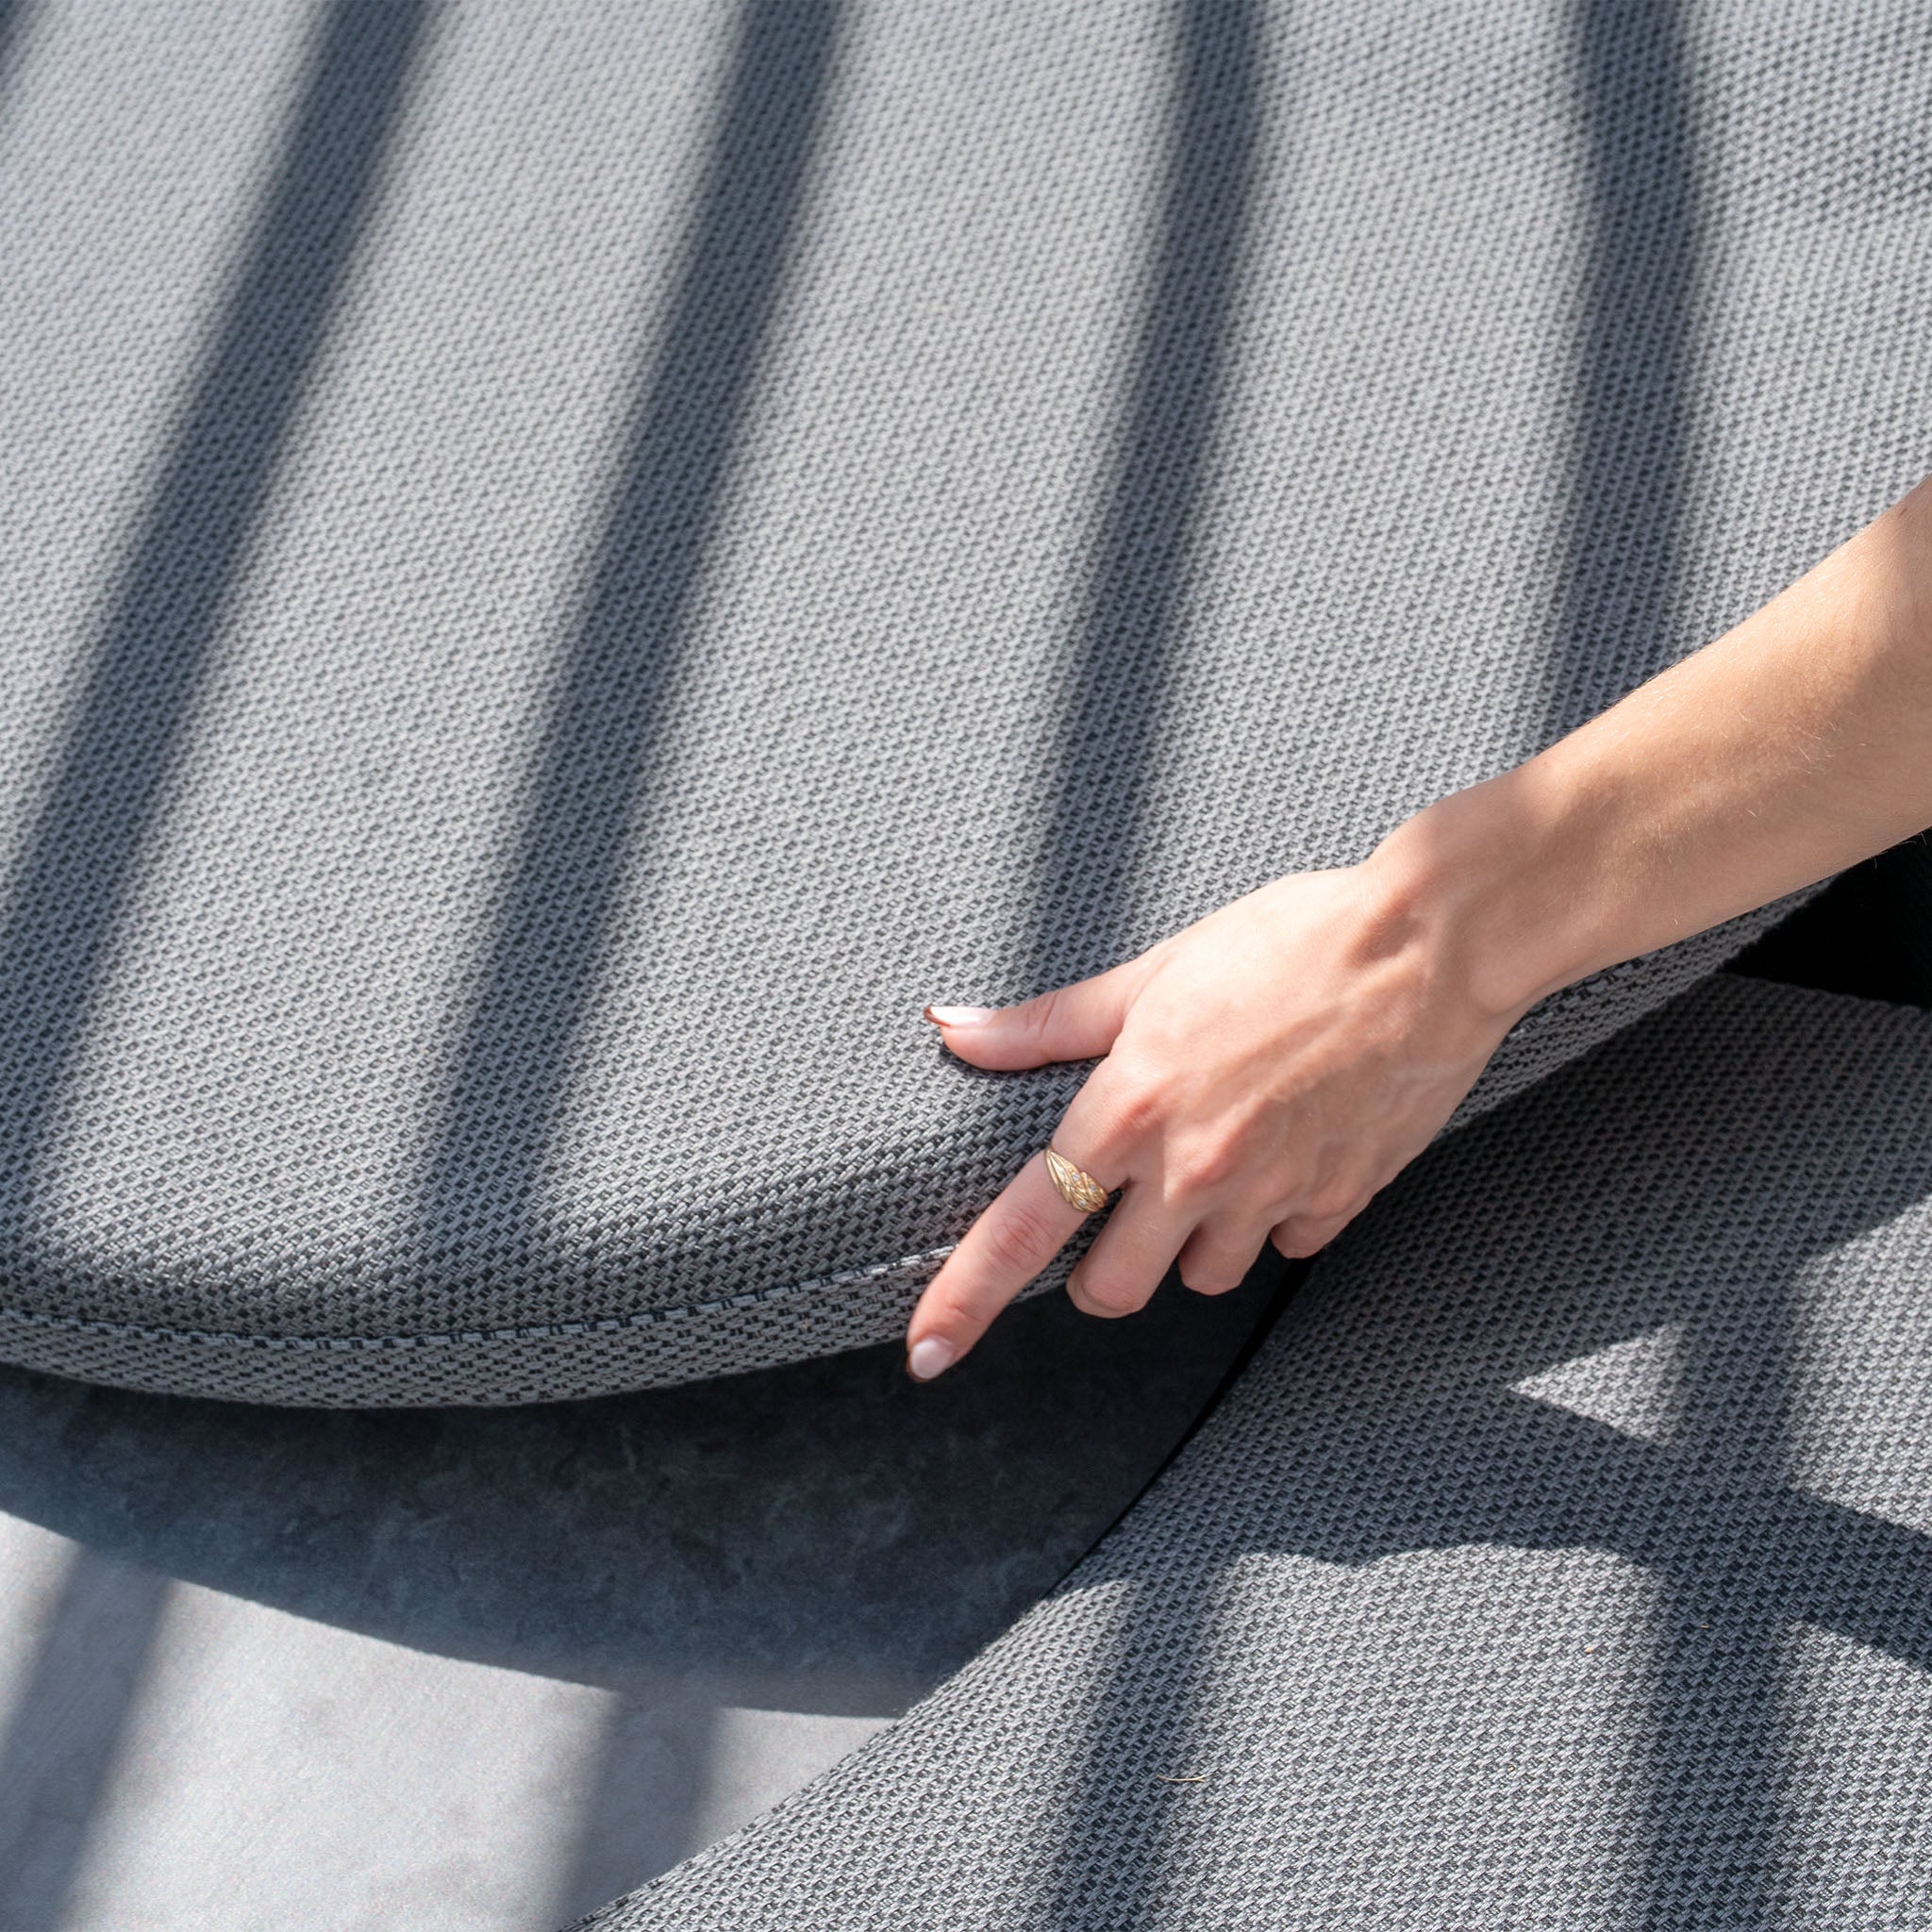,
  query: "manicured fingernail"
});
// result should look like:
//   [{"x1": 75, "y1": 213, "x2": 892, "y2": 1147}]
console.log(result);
[
  {"x1": 923, "y1": 1006, "x2": 995, "y2": 1027},
  {"x1": 907, "y1": 1337, "x2": 957, "y2": 1381}
]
